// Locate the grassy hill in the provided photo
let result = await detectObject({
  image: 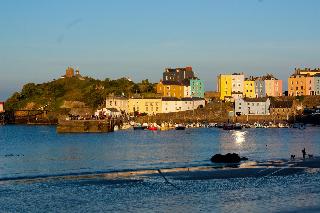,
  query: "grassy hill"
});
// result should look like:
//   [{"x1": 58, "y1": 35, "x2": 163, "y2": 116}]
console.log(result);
[{"x1": 5, "y1": 76, "x2": 157, "y2": 112}]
